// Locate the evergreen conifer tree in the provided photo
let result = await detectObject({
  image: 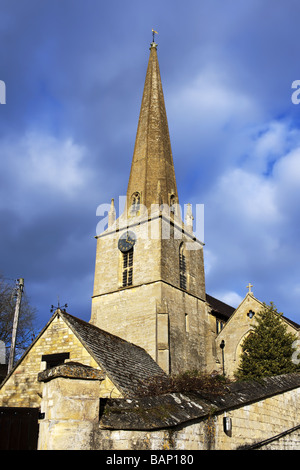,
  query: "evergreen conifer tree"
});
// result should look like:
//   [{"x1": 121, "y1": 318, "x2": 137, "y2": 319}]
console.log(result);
[{"x1": 235, "y1": 302, "x2": 299, "y2": 381}]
